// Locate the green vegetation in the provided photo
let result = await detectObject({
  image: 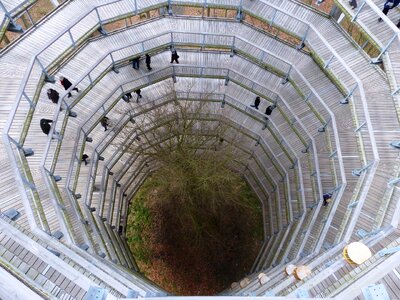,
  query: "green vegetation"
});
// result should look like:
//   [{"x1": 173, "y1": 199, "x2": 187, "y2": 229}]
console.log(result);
[{"x1": 125, "y1": 96, "x2": 264, "y2": 295}]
